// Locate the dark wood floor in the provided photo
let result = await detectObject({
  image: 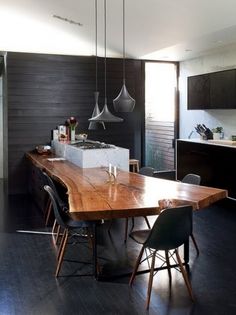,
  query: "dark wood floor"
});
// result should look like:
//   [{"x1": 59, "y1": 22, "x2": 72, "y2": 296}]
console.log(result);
[{"x1": 0, "y1": 179, "x2": 236, "y2": 315}]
